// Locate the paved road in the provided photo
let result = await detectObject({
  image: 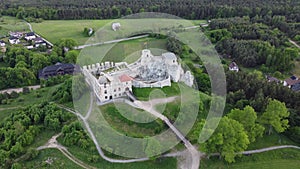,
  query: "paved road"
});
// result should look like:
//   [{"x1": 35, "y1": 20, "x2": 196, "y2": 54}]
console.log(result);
[
  {"x1": 241, "y1": 145, "x2": 300, "y2": 155},
  {"x1": 74, "y1": 35, "x2": 149, "y2": 49},
  {"x1": 74, "y1": 24, "x2": 203, "y2": 50},
  {"x1": 134, "y1": 97, "x2": 202, "y2": 169},
  {"x1": 0, "y1": 85, "x2": 40, "y2": 94},
  {"x1": 210, "y1": 145, "x2": 300, "y2": 157},
  {"x1": 289, "y1": 39, "x2": 300, "y2": 49},
  {"x1": 25, "y1": 21, "x2": 33, "y2": 32}
]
